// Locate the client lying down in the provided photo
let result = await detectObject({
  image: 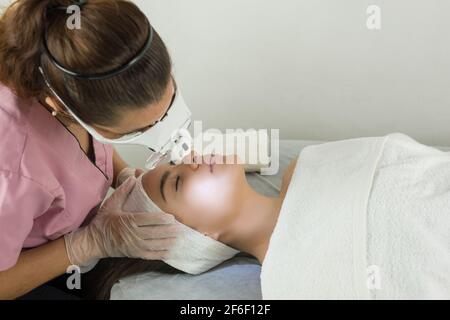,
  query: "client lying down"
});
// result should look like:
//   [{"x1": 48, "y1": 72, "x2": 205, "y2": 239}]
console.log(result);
[{"x1": 87, "y1": 133, "x2": 449, "y2": 300}]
